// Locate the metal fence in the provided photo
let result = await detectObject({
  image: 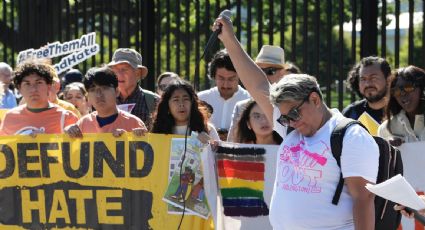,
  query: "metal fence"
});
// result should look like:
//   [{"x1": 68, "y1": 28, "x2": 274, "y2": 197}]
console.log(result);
[{"x1": 0, "y1": 0, "x2": 424, "y2": 109}]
